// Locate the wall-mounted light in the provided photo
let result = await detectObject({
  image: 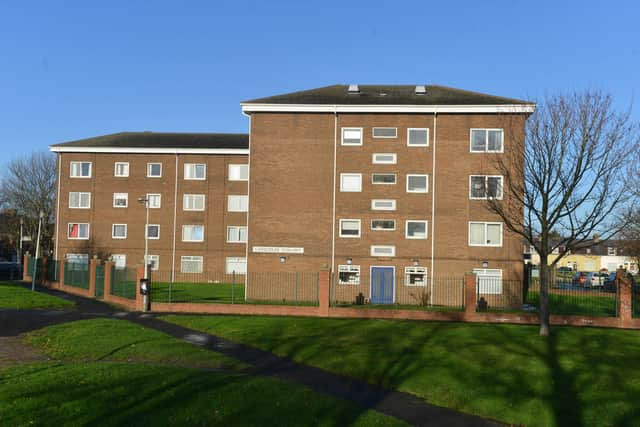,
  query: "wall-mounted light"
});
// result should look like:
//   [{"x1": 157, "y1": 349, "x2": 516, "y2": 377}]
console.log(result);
[
  {"x1": 413, "y1": 259, "x2": 419, "y2": 267},
  {"x1": 482, "y1": 261, "x2": 489, "y2": 268},
  {"x1": 346, "y1": 258, "x2": 352, "y2": 265},
  {"x1": 279, "y1": 256, "x2": 287, "y2": 263}
]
